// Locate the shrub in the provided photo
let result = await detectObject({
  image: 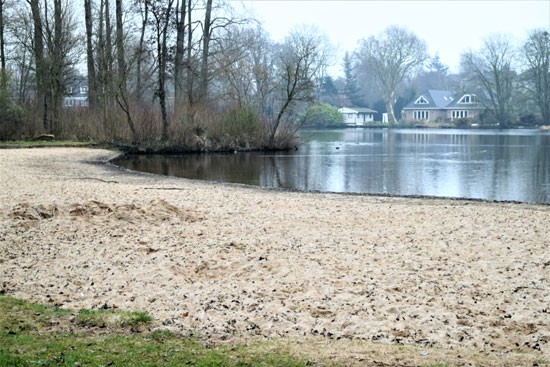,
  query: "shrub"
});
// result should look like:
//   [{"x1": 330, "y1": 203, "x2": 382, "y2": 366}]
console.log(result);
[
  {"x1": 301, "y1": 103, "x2": 343, "y2": 127},
  {"x1": 0, "y1": 91, "x2": 25, "y2": 140},
  {"x1": 453, "y1": 118, "x2": 470, "y2": 128},
  {"x1": 221, "y1": 106, "x2": 263, "y2": 149}
]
